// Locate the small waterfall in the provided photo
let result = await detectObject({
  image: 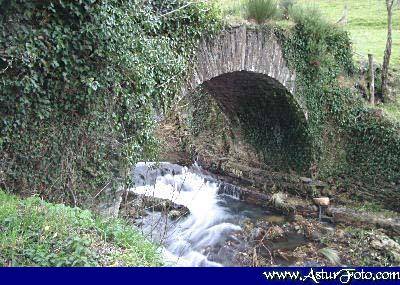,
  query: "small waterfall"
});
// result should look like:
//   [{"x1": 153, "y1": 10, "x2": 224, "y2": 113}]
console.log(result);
[
  {"x1": 217, "y1": 183, "x2": 242, "y2": 200},
  {"x1": 129, "y1": 162, "x2": 272, "y2": 267}
]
